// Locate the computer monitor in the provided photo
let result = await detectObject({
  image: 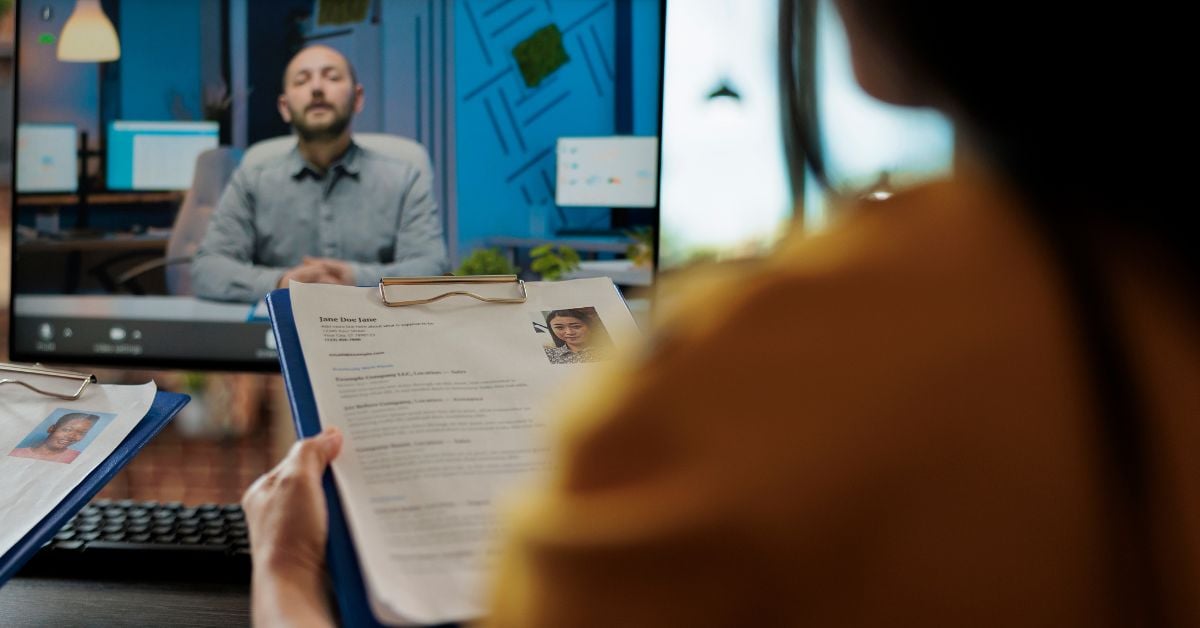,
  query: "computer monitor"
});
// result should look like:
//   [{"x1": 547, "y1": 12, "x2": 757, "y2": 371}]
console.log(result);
[
  {"x1": 15, "y1": 124, "x2": 78, "y2": 194},
  {"x1": 656, "y1": 0, "x2": 955, "y2": 270},
  {"x1": 7, "y1": 0, "x2": 664, "y2": 370},
  {"x1": 555, "y1": 136, "x2": 658, "y2": 208},
  {"x1": 106, "y1": 121, "x2": 220, "y2": 191}
]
